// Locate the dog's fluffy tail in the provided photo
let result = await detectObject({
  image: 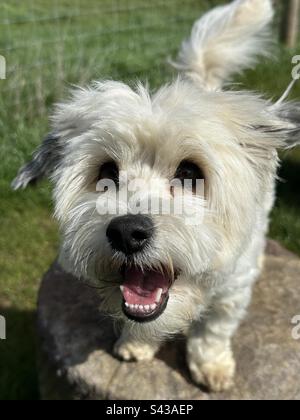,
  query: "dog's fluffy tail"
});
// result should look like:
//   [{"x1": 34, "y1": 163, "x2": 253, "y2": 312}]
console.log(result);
[{"x1": 171, "y1": 0, "x2": 274, "y2": 90}]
